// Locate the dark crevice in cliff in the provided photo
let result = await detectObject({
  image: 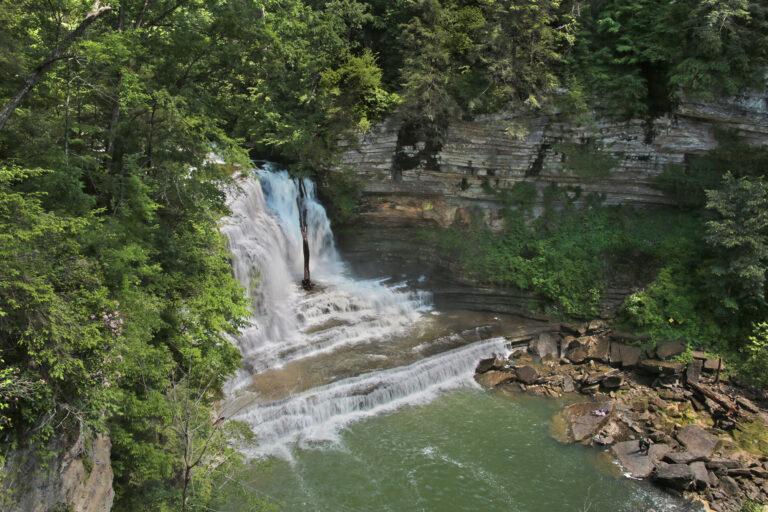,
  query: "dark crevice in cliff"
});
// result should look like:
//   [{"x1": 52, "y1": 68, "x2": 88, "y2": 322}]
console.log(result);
[
  {"x1": 392, "y1": 119, "x2": 447, "y2": 179},
  {"x1": 527, "y1": 141, "x2": 551, "y2": 177}
]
